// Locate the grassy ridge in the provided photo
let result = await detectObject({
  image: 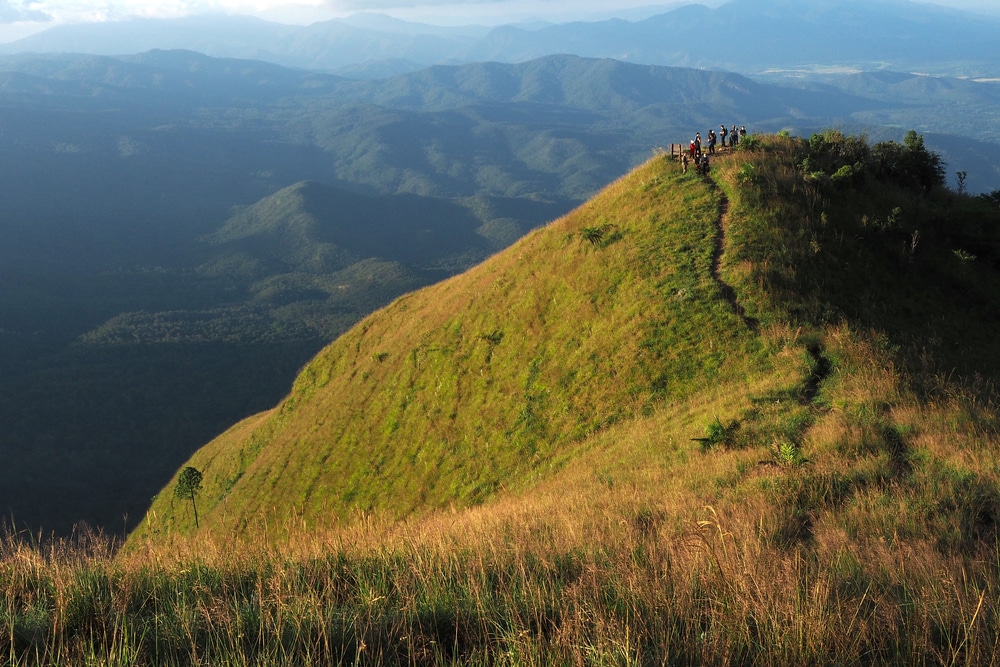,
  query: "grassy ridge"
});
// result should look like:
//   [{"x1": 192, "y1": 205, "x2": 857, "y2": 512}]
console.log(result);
[
  {"x1": 6, "y1": 134, "x2": 1000, "y2": 664},
  {"x1": 136, "y1": 154, "x2": 772, "y2": 538}
]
